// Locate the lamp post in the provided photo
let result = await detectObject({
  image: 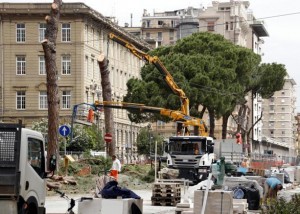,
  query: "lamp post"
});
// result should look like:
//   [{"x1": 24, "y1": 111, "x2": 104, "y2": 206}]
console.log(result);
[{"x1": 147, "y1": 123, "x2": 152, "y2": 167}]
